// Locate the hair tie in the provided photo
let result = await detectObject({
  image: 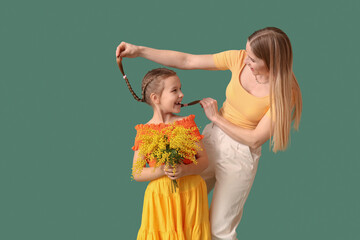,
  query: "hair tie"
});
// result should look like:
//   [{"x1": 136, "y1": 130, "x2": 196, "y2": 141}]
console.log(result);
[{"x1": 123, "y1": 75, "x2": 127, "y2": 79}]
